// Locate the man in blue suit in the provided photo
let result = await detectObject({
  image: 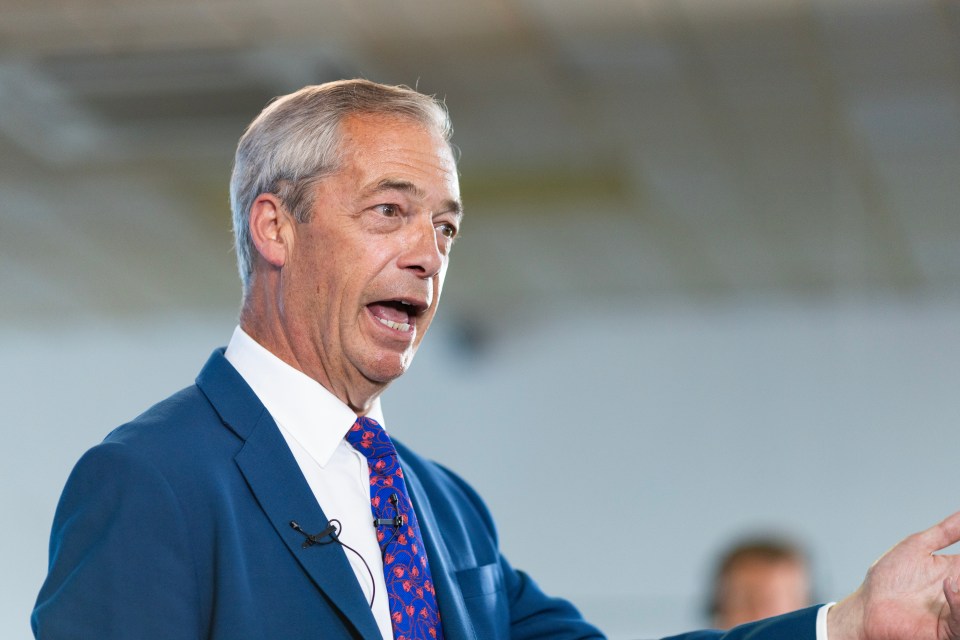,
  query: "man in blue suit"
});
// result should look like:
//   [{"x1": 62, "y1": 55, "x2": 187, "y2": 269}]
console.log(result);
[{"x1": 33, "y1": 79, "x2": 960, "y2": 640}]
